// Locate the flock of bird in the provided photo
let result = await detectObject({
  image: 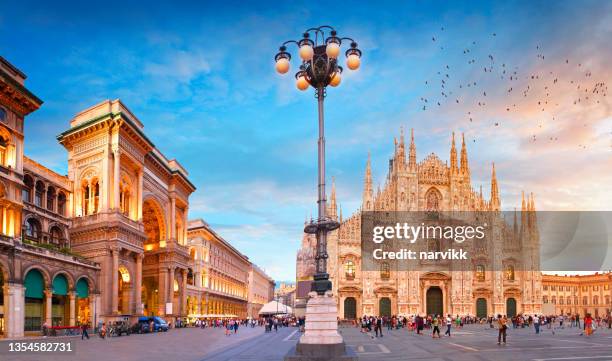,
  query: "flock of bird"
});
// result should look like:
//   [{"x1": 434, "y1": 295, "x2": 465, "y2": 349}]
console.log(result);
[{"x1": 418, "y1": 27, "x2": 609, "y2": 148}]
